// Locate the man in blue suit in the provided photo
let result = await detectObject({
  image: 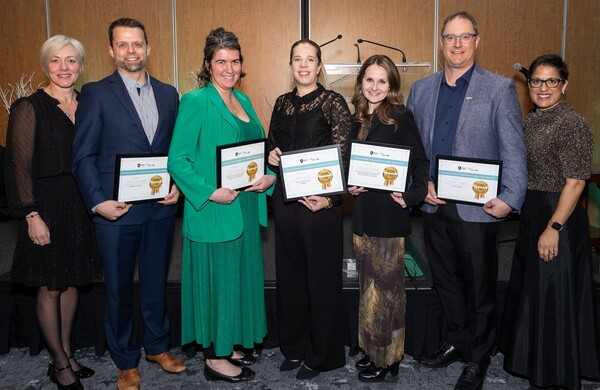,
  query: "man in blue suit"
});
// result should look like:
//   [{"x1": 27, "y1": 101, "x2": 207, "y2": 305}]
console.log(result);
[
  {"x1": 407, "y1": 11, "x2": 526, "y2": 390},
  {"x1": 72, "y1": 18, "x2": 185, "y2": 390}
]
